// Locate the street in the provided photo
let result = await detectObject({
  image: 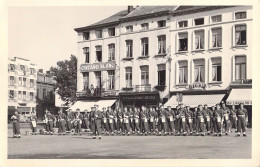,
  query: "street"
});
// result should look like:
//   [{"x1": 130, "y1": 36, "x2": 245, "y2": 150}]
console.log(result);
[{"x1": 8, "y1": 123, "x2": 251, "y2": 159}]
